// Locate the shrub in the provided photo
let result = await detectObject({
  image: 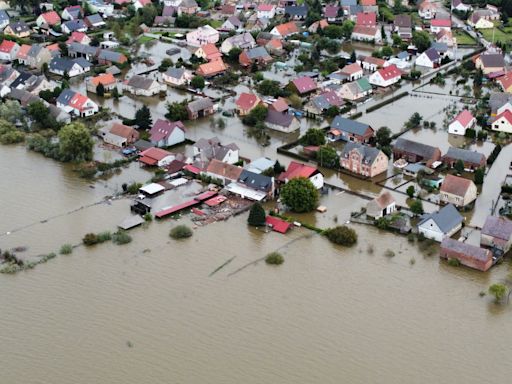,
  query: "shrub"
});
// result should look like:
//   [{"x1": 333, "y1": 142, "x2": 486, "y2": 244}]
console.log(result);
[
  {"x1": 406, "y1": 185, "x2": 415, "y2": 198},
  {"x1": 265, "y1": 252, "x2": 284, "y2": 265},
  {"x1": 447, "y1": 258, "x2": 460, "y2": 267},
  {"x1": 170, "y1": 225, "x2": 193, "y2": 239},
  {"x1": 97, "y1": 231, "x2": 112, "y2": 243},
  {"x1": 410, "y1": 258, "x2": 416, "y2": 265},
  {"x1": 83, "y1": 233, "x2": 99, "y2": 246},
  {"x1": 59, "y1": 244, "x2": 73, "y2": 255},
  {"x1": 144, "y1": 213, "x2": 153, "y2": 222},
  {"x1": 112, "y1": 231, "x2": 132, "y2": 245},
  {"x1": 407, "y1": 233, "x2": 415, "y2": 243},
  {"x1": 384, "y1": 249, "x2": 395, "y2": 257},
  {"x1": 248, "y1": 203, "x2": 266, "y2": 226},
  {"x1": 325, "y1": 225, "x2": 358, "y2": 246},
  {"x1": 126, "y1": 182, "x2": 142, "y2": 195},
  {"x1": 489, "y1": 283, "x2": 508, "y2": 302}
]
